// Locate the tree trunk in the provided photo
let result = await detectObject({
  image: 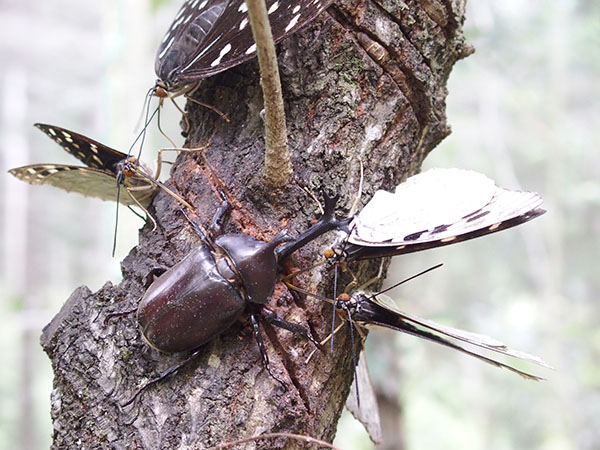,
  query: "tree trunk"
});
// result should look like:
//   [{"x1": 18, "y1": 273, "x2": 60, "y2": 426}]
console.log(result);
[{"x1": 41, "y1": 1, "x2": 470, "y2": 448}]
